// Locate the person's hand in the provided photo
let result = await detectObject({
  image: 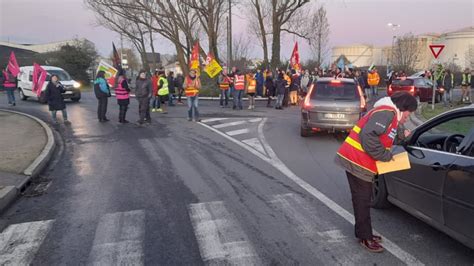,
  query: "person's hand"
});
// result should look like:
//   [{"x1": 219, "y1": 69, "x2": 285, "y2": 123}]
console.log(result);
[{"x1": 404, "y1": 129, "x2": 411, "y2": 138}]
